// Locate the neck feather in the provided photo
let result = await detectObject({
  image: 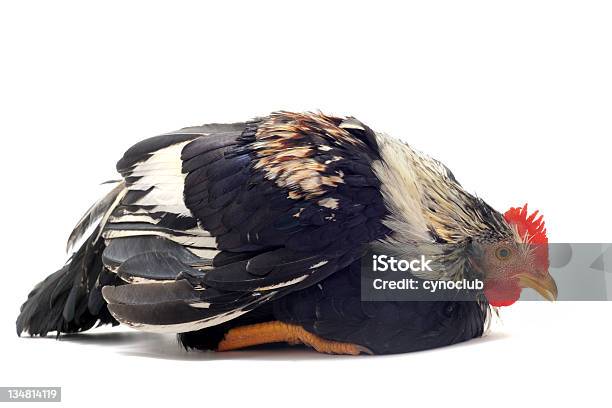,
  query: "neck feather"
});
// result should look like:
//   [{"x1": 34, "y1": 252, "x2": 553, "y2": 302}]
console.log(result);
[{"x1": 371, "y1": 133, "x2": 511, "y2": 280}]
